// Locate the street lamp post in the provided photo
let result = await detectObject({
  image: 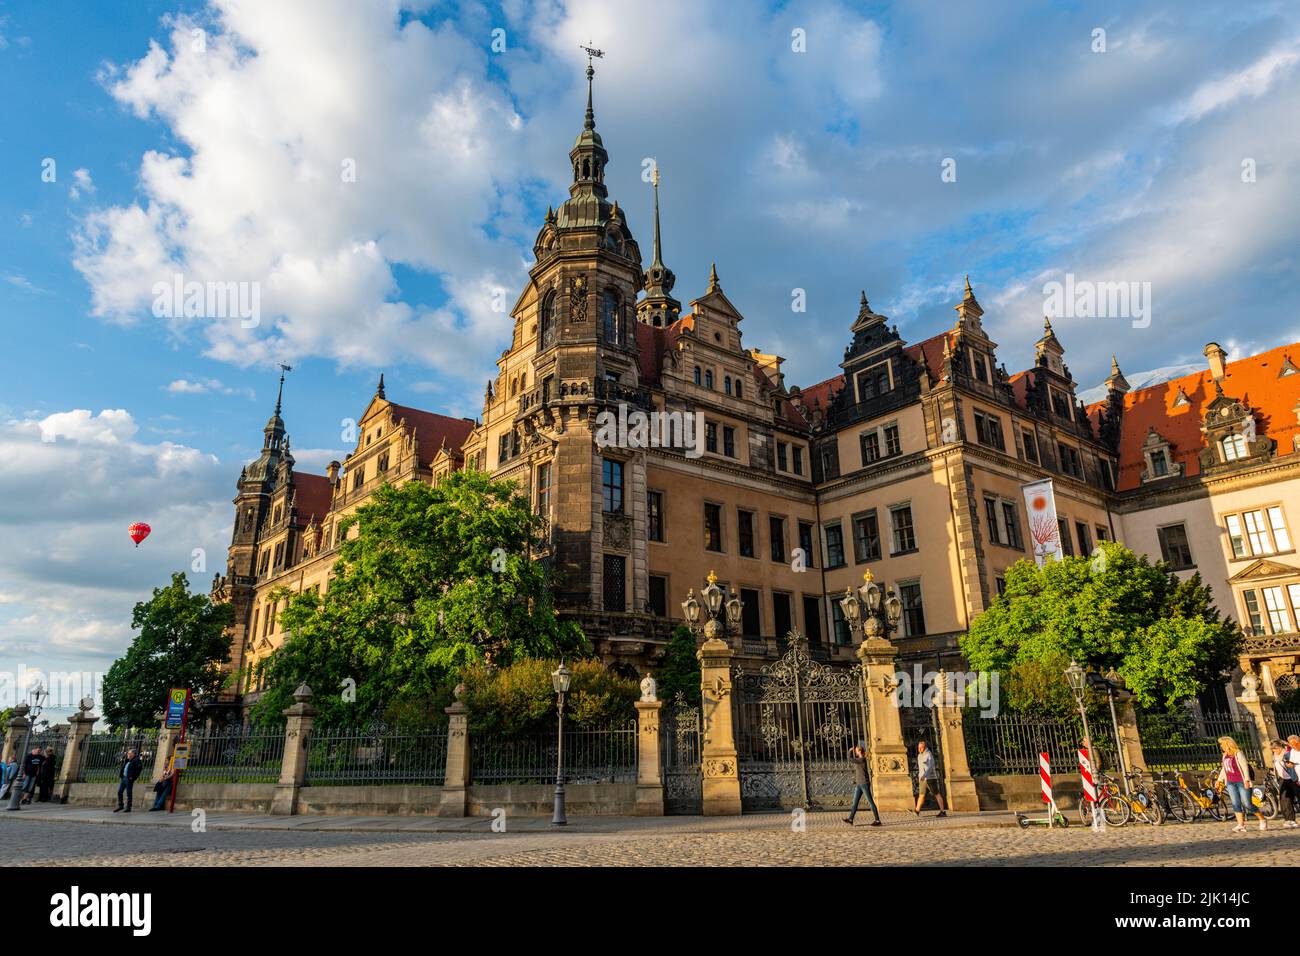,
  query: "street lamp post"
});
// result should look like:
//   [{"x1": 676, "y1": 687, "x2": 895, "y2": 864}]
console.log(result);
[
  {"x1": 681, "y1": 570, "x2": 744, "y2": 642},
  {"x1": 838, "y1": 570, "x2": 904, "y2": 645},
  {"x1": 1089, "y1": 668, "x2": 1130, "y2": 793},
  {"x1": 1065, "y1": 659, "x2": 1105, "y2": 827},
  {"x1": 551, "y1": 660, "x2": 571, "y2": 826},
  {"x1": 6, "y1": 684, "x2": 48, "y2": 811}
]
